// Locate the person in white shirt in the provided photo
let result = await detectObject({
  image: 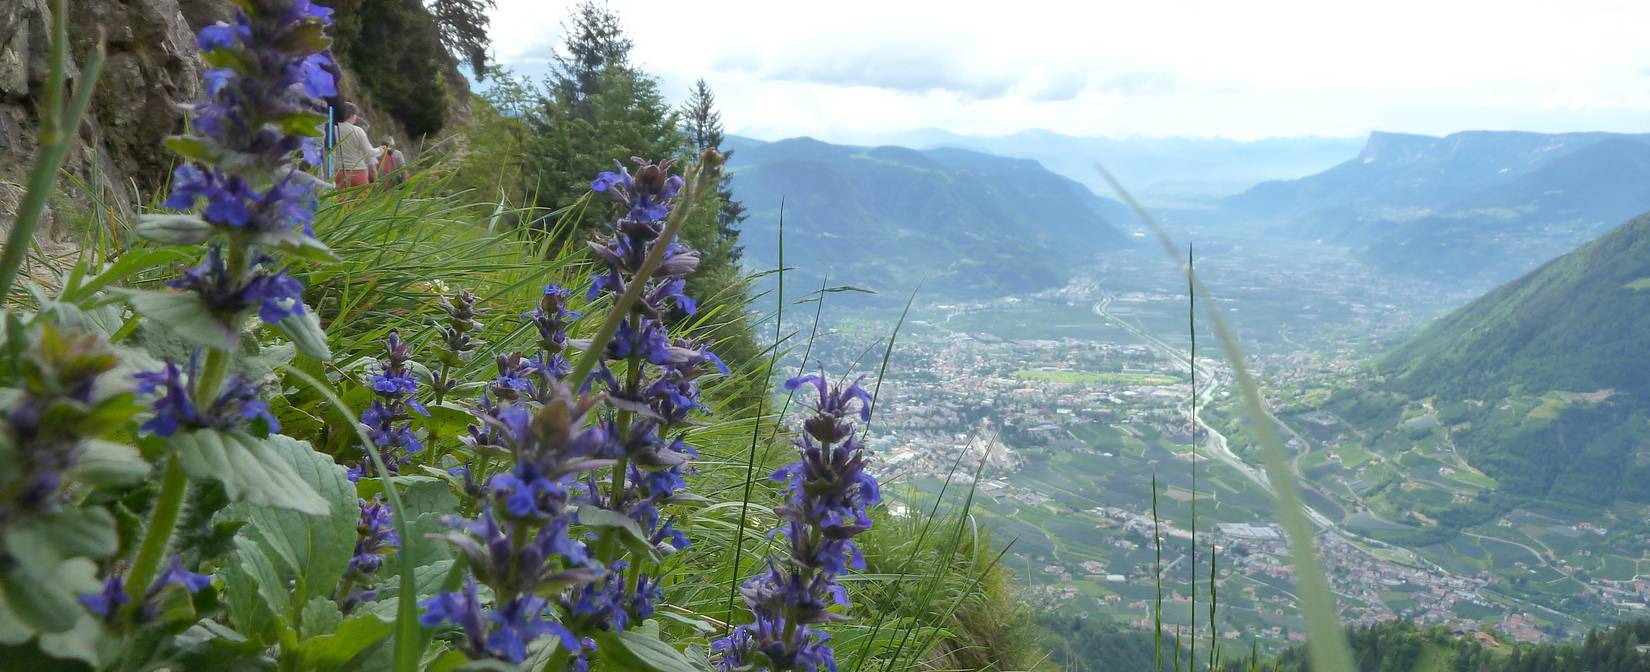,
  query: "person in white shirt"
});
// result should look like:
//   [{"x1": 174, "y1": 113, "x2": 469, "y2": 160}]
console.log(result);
[{"x1": 333, "y1": 102, "x2": 377, "y2": 190}]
